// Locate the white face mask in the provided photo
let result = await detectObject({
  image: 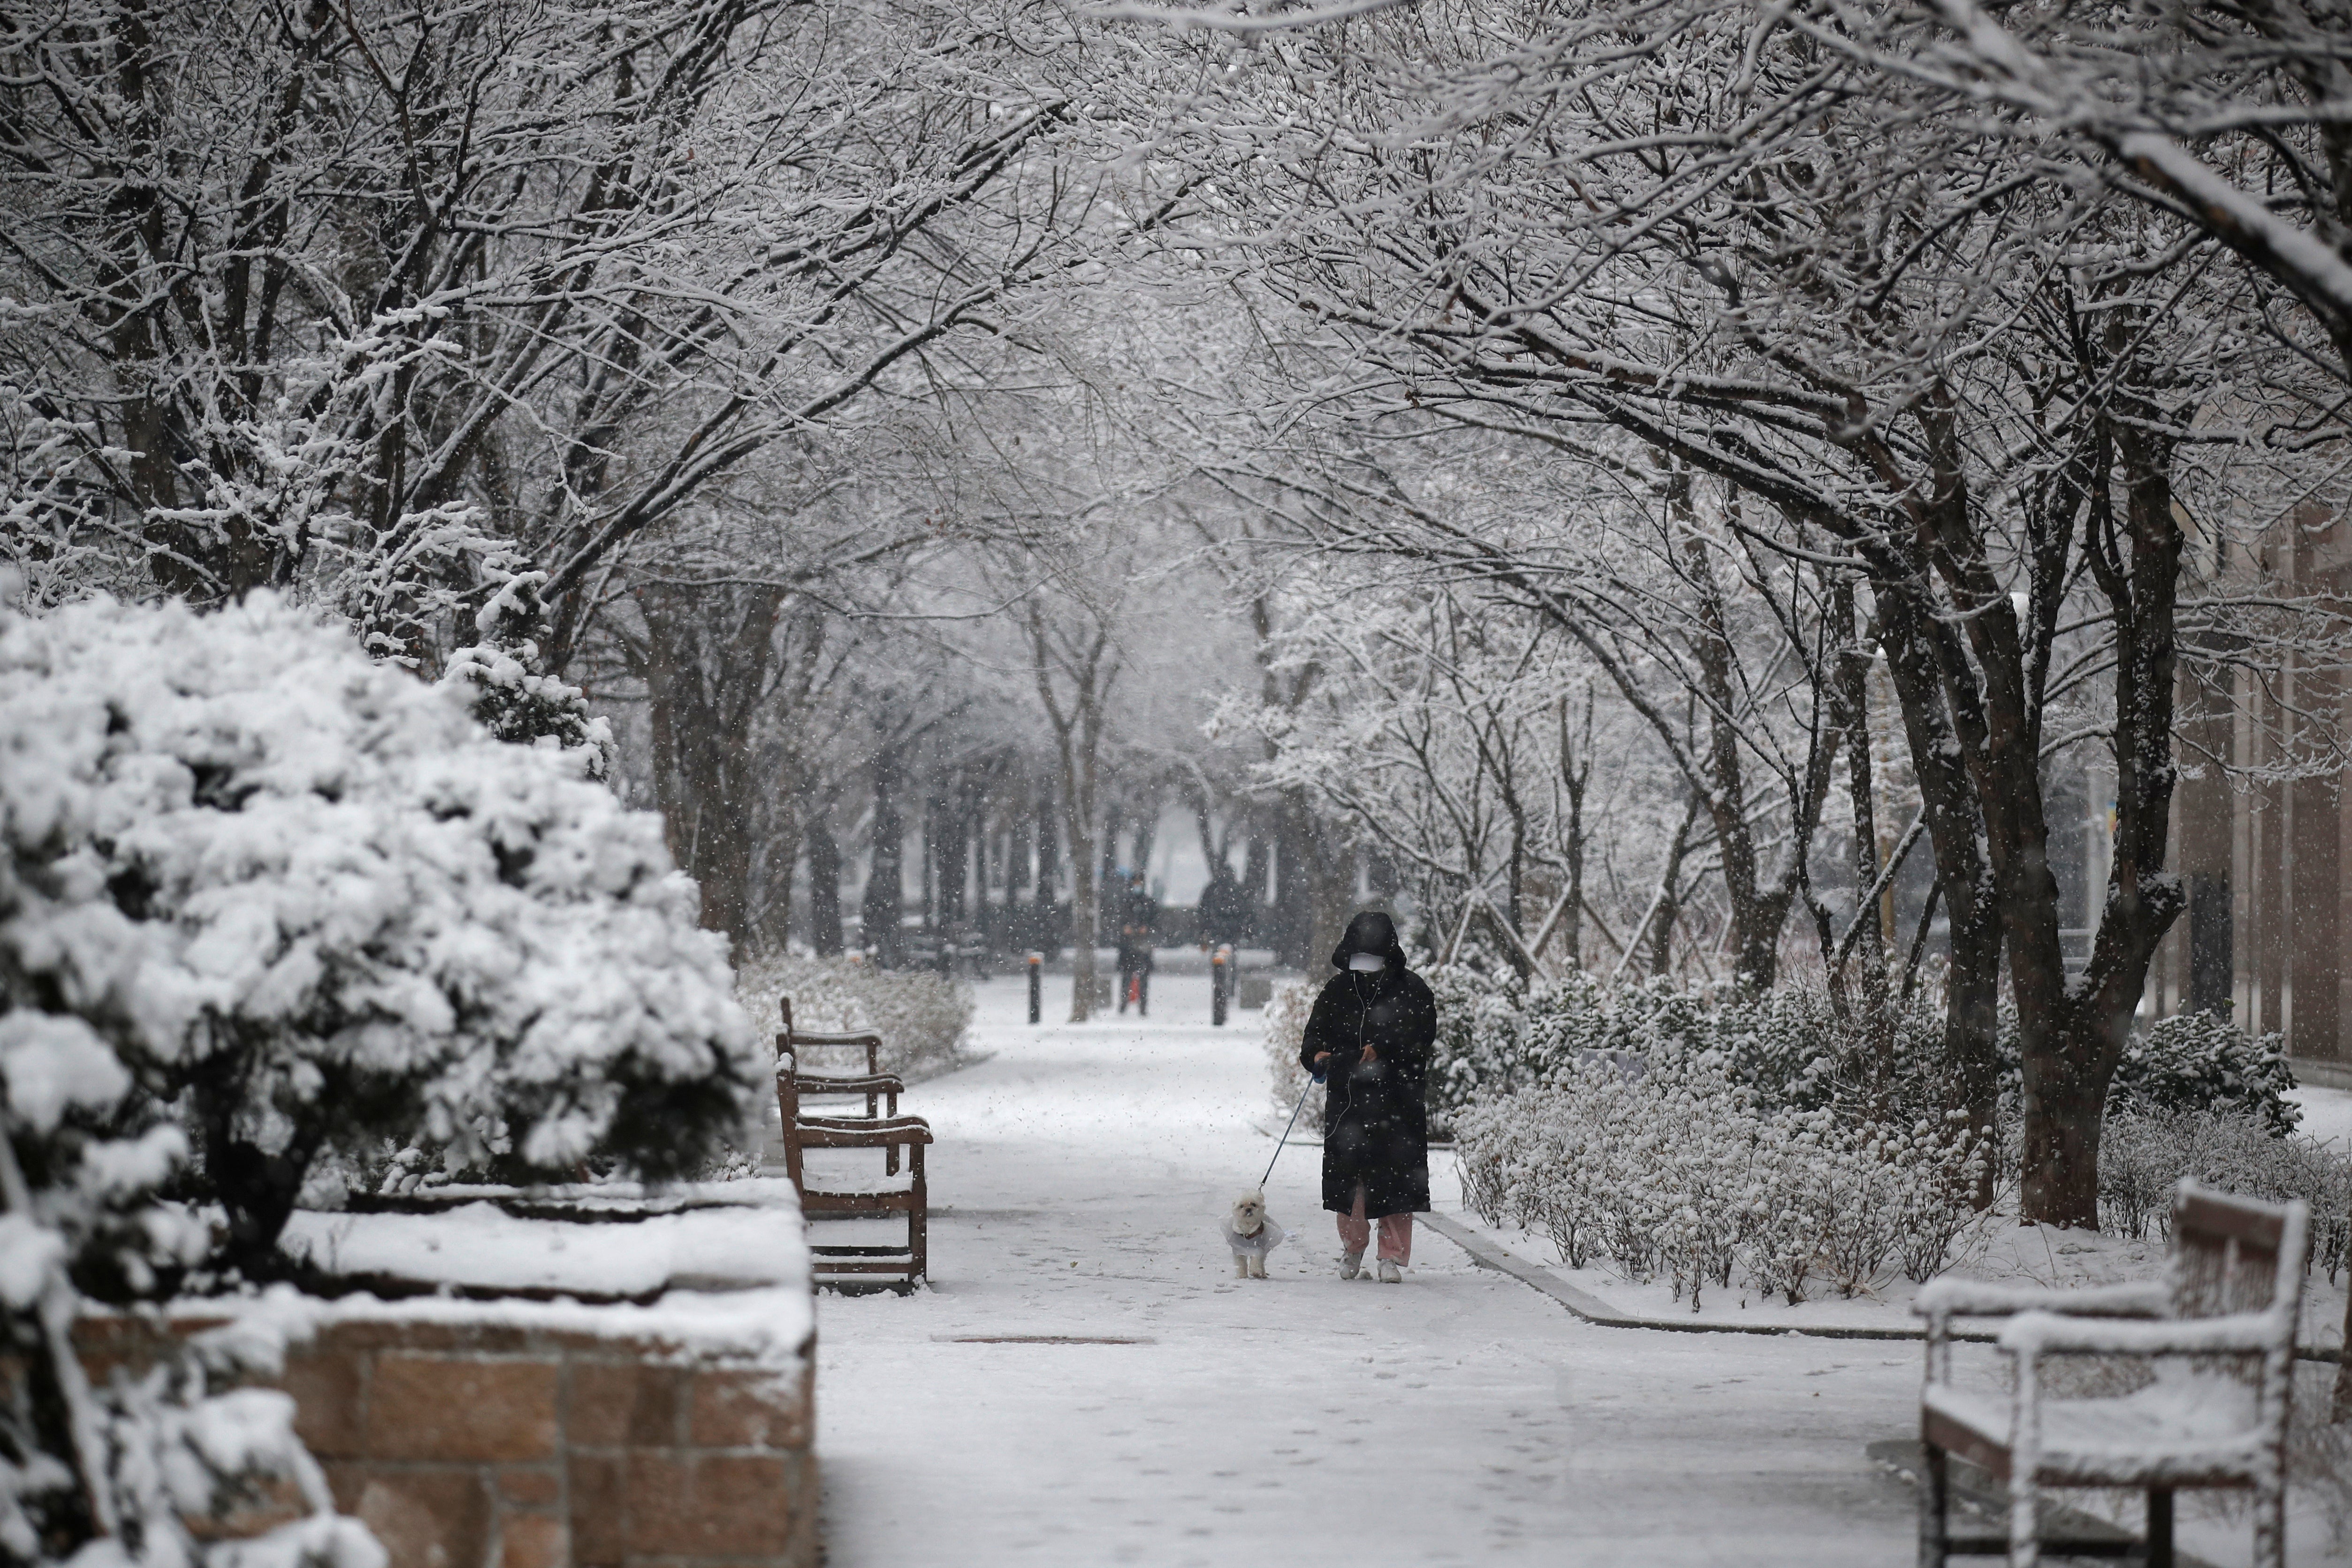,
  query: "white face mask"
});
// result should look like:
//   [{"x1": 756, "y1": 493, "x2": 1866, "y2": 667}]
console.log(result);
[{"x1": 1347, "y1": 953, "x2": 1386, "y2": 973}]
